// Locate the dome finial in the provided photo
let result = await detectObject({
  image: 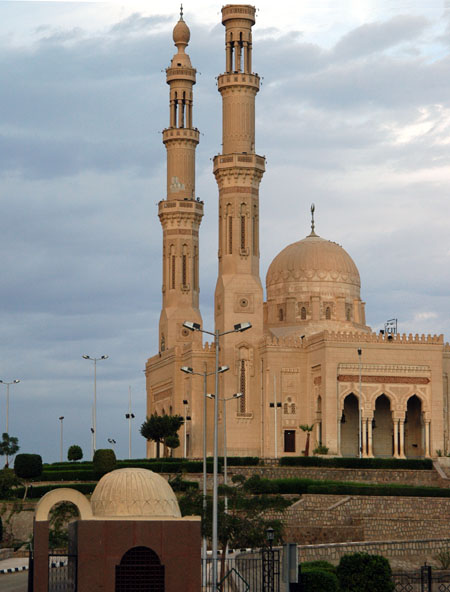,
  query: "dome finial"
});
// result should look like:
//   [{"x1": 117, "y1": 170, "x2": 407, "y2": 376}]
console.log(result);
[
  {"x1": 180, "y1": 4, "x2": 184, "y2": 21},
  {"x1": 310, "y1": 203, "x2": 317, "y2": 236}
]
